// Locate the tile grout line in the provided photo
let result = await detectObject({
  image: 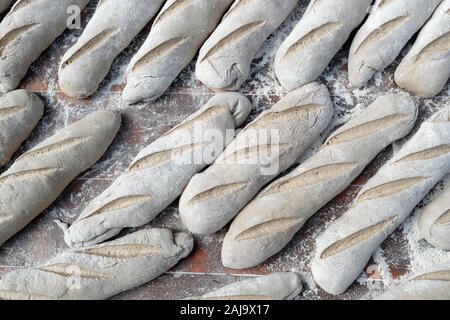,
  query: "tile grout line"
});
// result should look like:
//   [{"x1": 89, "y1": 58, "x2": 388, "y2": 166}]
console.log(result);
[{"x1": 21, "y1": 89, "x2": 450, "y2": 99}]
